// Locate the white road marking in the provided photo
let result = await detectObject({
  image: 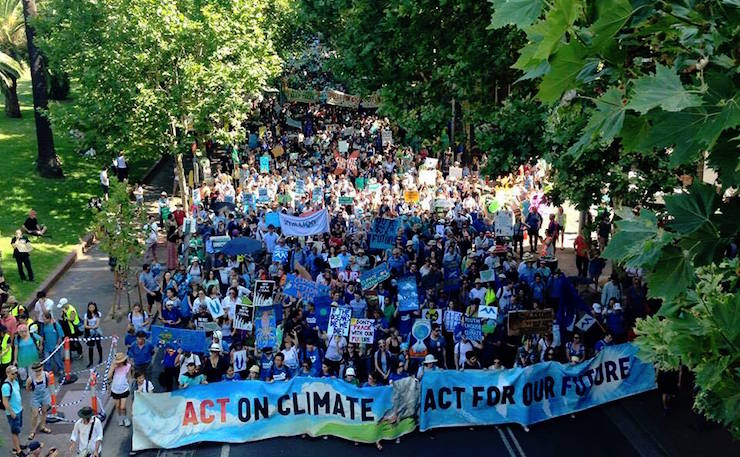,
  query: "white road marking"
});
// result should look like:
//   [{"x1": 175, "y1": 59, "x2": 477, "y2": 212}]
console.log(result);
[
  {"x1": 496, "y1": 426, "x2": 517, "y2": 457},
  {"x1": 506, "y1": 426, "x2": 527, "y2": 457},
  {"x1": 220, "y1": 444, "x2": 231, "y2": 457}
]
